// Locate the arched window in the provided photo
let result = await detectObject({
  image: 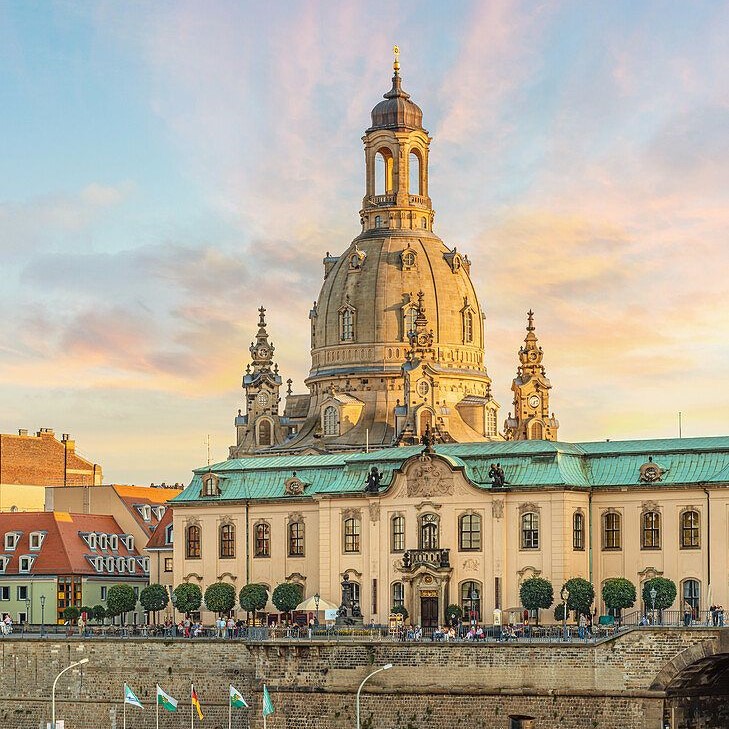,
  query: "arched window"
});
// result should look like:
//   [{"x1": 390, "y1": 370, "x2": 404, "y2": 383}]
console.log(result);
[
  {"x1": 288, "y1": 521, "x2": 304, "y2": 557},
  {"x1": 185, "y1": 525, "x2": 201, "y2": 559},
  {"x1": 374, "y1": 215, "x2": 383, "y2": 228},
  {"x1": 343, "y1": 517, "x2": 361, "y2": 553},
  {"x1": 459, "y1": 513, "x2": 481, "y2": 551},
  {"x1": 391, "y1": 582, "x2": 404, "y2": 610},
  {"x1": 323, "y1": 406, "x2": 339, "y2": 436},
  {"x1": 219, "y1": 524, "x2": 235, "y2": 559},
  {"x1": 375, "y1": 149, "x2": 394, "y2": 194},
  {"x1": 461, "y1": 581, "x2": 481, "y2": 621},
  {"x1": 403, "y1": 306, "x2": 417, "y2": 340},
  {"x1": 683, "y1": 579, "x2": 700, "y2": 619},
  {"x1": 391, "y1": 515, "x2": 405, "y2": 553},
  {"x1": 202, "y1": 476, "x2": 219, "y2": 497},
  {"x1": 254, "y1": 523, "x2": 270, "y2": 558},
  {"x1": 573, "y1": 511, "x2": 584, "y2": 550},
  {"x1": 421, "y1": 216, "x2": 427, "y2": 228},
  {"x1": 603, "y1": 512, "x2": 621, "y2": 550},
  {"x1": 530, "y1": 421, "x2": 544, "y2": 440},
  {"x1": 408, "y1": 151, "x2": 421, "y2": 195},
  {"x1": 521, "y1": 513, "x2": 539, "y2": 549},
  {"x1": 642, "y1": 511, "x2": 661, "y2": 549},
  {"x1": 257, "y1": 419, "x2": 272, "y2": 446},
  {"x1": 419, "y1": 514, "x2": 439, "y2": 549},
  {"x1": 340, "y1": 308, "x2": 355, "y2": 341},
  {"x1": 350, "y1": 581, "x2": 361, "y2": 609},
  {"x1": 463, "y1": 310, "x2": 473, "y2": 343},
  {"x1": 419, "y1": 409, "x2": 433, "y2": 435},
  {"x1": 681, "y1": 510, "x2": 700, "y2": 549}
]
